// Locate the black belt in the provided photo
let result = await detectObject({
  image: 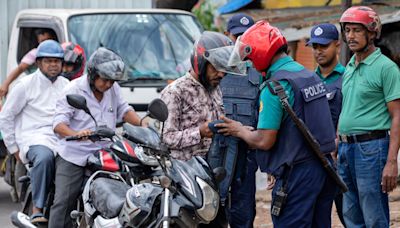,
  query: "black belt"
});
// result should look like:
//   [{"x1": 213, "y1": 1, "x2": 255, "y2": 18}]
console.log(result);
[{"x1": 339, "y1": 130, "x2": 389, "y2": 144}]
